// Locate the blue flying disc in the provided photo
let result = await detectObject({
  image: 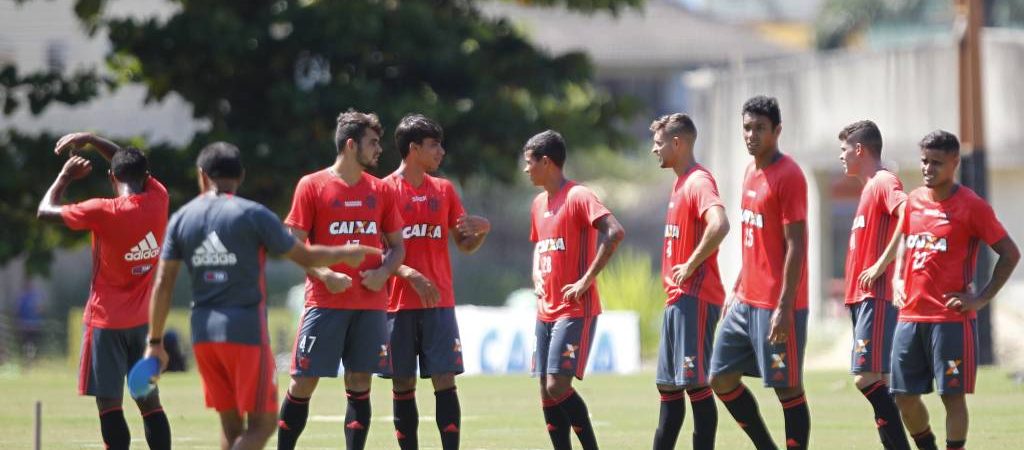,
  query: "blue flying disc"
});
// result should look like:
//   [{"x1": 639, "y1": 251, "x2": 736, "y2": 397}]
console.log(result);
[{"x1": 128, "y1": 356, "x2": 160, "y2": 399}]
